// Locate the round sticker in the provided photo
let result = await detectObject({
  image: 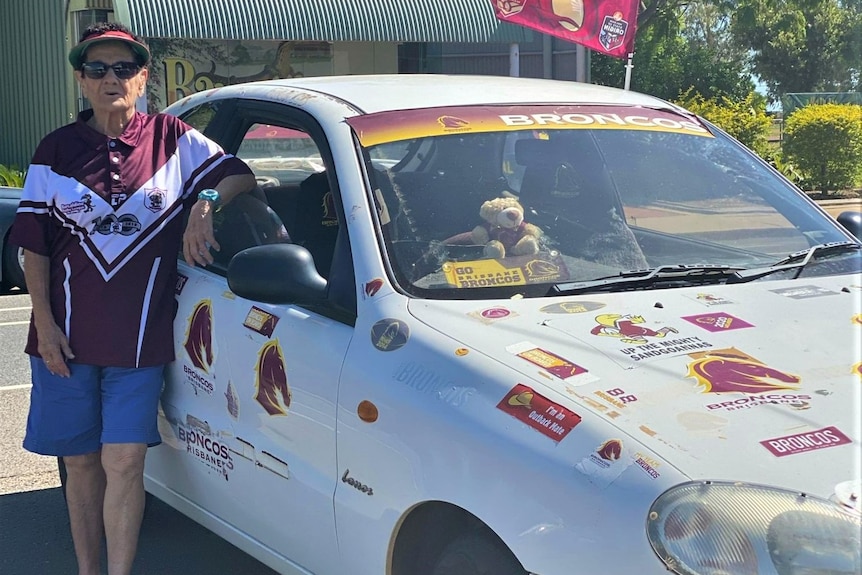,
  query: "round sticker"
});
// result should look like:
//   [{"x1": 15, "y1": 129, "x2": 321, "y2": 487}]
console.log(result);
[
  {"x1": 481, "y1": 307, "x2": 511, "y2": 319},
  {"x1": 371, "y1": 319, "x2": 410, "y2": 351}
]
